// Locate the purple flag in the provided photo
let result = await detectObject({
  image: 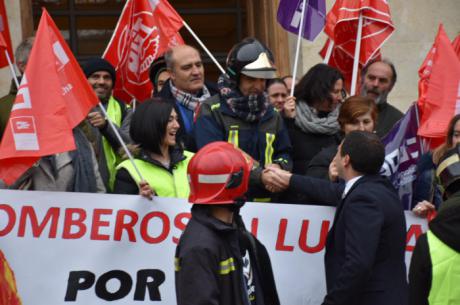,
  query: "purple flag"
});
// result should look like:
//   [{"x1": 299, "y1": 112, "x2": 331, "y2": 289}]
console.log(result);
[
  {"x1": 380, "y1": 104, "x2": 423, "y2": 210},
  {"x1": 277, "y1": 0, "x2": 326, "y2": 41}
]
